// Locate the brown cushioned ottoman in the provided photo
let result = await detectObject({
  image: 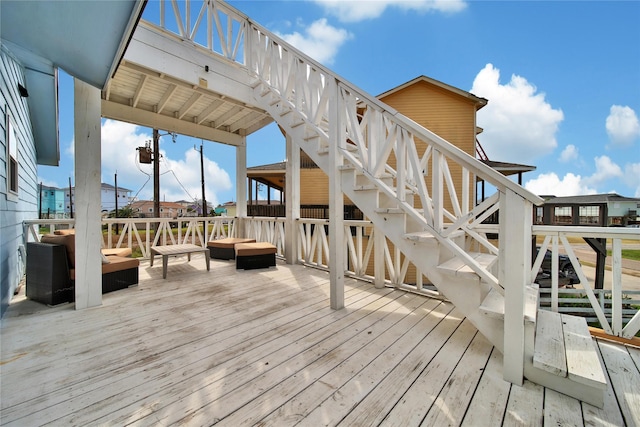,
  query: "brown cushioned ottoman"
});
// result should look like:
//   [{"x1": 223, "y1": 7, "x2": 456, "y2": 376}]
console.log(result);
[
  {"x1": 235, "y1": 242, "x2": 276, "y2": 270},
  {"x1": 207, "y1": 237, "x2": 256, "y2": 260}
]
